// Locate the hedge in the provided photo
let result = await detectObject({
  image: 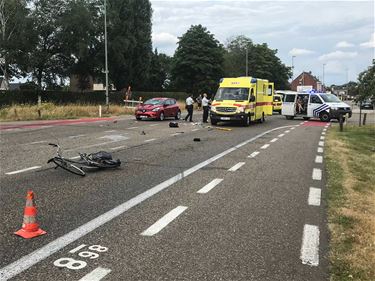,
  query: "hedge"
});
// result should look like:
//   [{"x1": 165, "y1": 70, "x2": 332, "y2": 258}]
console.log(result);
[{"x1": 0, "y1": 90, "x2": 188, "y2": 107}]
